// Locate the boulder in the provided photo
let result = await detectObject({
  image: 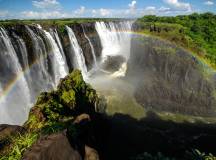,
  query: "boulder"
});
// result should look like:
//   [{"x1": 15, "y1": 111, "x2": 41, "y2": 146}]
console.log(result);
[{"x1": 22, "y1": 132, "x2": 82, "y2": 160}]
